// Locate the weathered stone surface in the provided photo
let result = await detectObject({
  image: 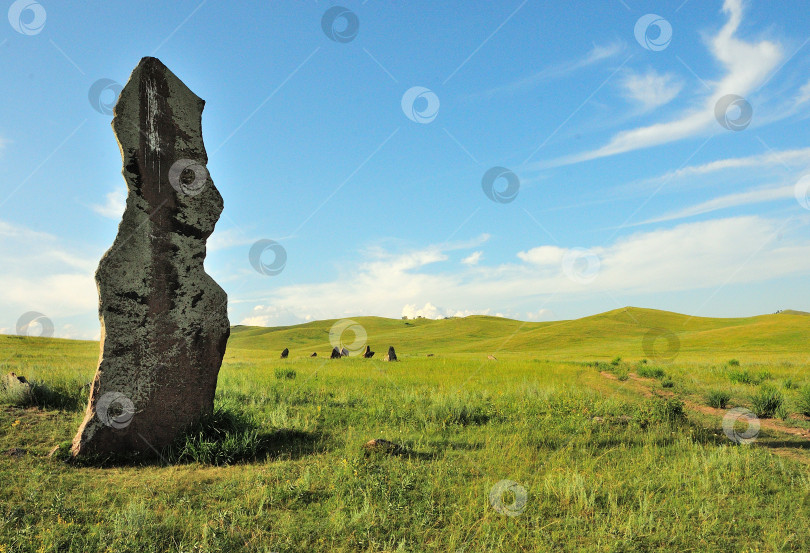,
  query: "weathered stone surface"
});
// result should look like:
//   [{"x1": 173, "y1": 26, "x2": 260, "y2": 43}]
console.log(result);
[
  {"x1": 363, "y1": 345, "x2": 374, "y2": 358},
  {"x1": 280, "y1": 348, "x2": 289, "y2": 359},
  {"x1": 362, "y1": 438, "x2": 406, "y2": 456},
  {"x1": 2, "y1": 372, "x2": 30, "y2": 392},
  {"x1": 71, "y1": 57, "x2": 229, "y2": 459},
  {"x1": 330, "y1": 347, "x2": 341, "y2": 359},
  {"x1": 383, "y1": 346, "x2": 398, "y2": 362}
]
